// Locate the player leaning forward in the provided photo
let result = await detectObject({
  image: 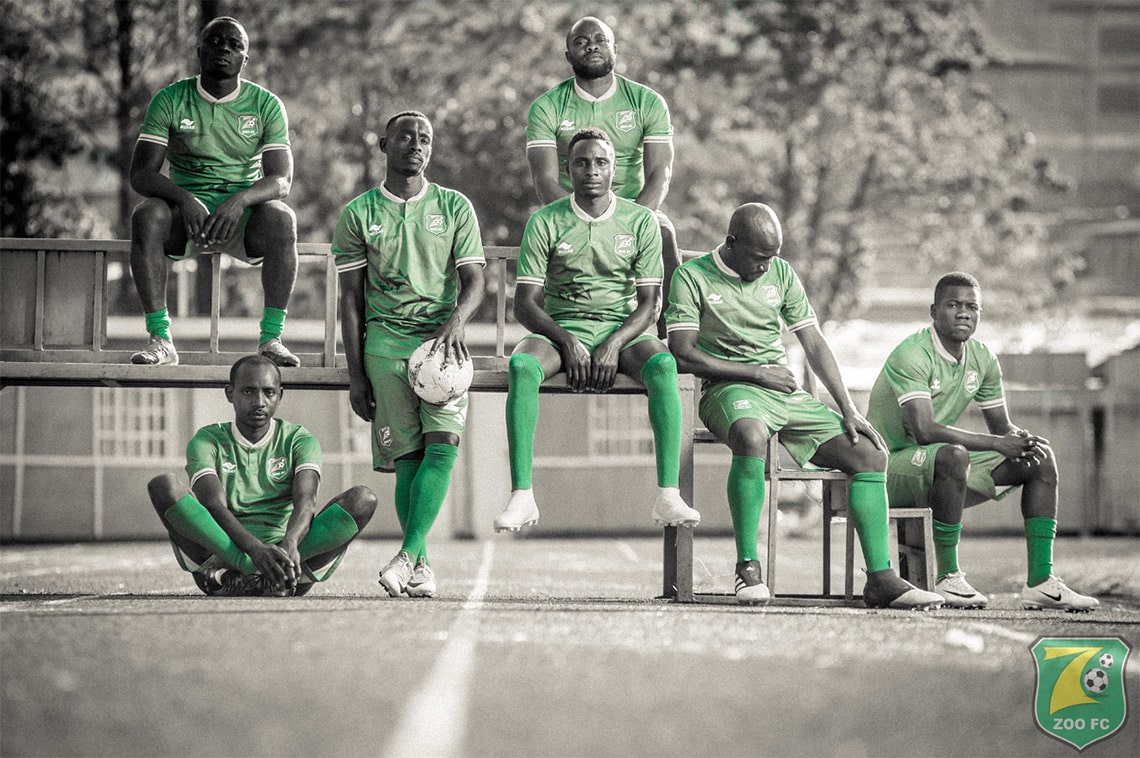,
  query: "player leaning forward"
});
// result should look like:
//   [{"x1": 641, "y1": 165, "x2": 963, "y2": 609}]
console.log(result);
[
  {"x1": 867, "y1": 272, "x2": 1098, "y2": 611},
  {"x1": 666, "y1": 203, "x2": 943, "y2": 608},
  {"x1": 334, "y1": 111, "x2": 485, "y2": 598},
  {"x1": 129, "y1": 16, "x2": 301, "y2": 368},
  {"x1": 494, "y1": 127, "x2": 699, "y2": 532},
  {"x1": 149, "y1": 355, "x2": 377, "y2": 596}
]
